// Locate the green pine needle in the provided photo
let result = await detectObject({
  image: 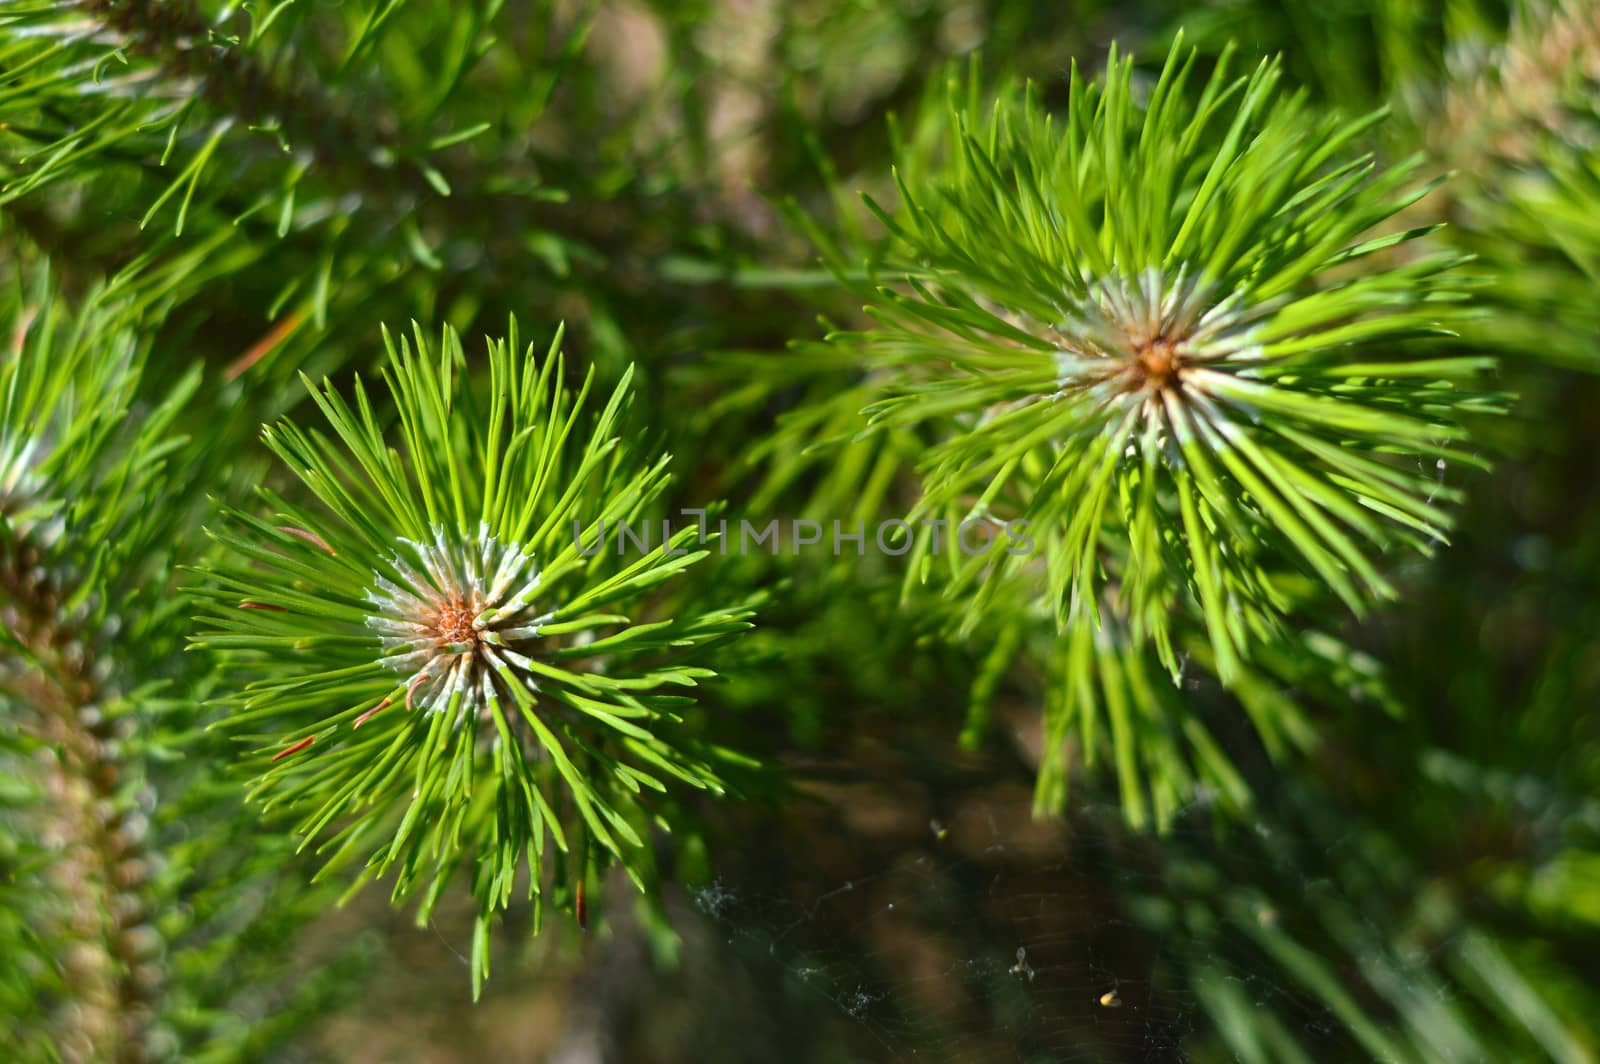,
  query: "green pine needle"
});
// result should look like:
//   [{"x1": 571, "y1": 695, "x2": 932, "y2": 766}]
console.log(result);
[
  {"x1": 804, "y1": 39, "x2": 1503, "y2": 684},
  {"x1": 192, "y1": 320, "x2": 754, "y2": 994}
]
